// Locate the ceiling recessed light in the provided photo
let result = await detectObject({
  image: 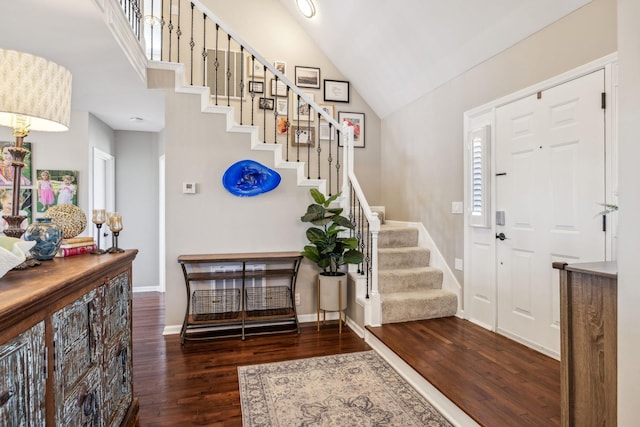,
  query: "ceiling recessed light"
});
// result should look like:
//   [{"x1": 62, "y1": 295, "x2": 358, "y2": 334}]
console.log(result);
[
  {"x1": 129, "y1": 116, "x2": 144, "y2": 122},
  {"x1": 296, "y1": 0, "x2": 316, "y2": 18}
]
